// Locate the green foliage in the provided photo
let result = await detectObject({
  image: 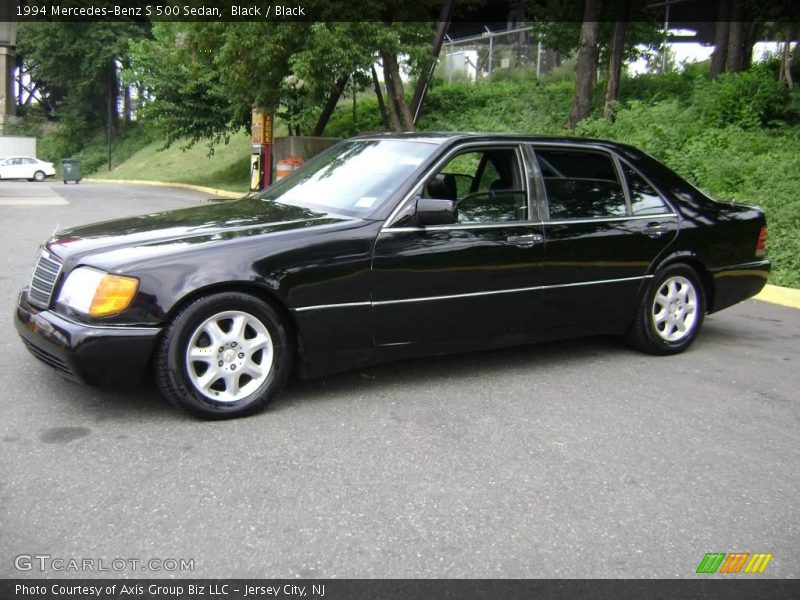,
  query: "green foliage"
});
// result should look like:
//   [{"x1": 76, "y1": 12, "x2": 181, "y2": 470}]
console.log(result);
[
  {"x1": 127, "y1": 21, "x2": 435, "y2": 146},
  {"x1": 692, "y1": 67, "x2": 793, "y2": 128},
  {"x1": 487, "y1": 66, "x2": 542, "y2": 84},
  {"x1": 70, "y1": 125, "x2": 159, "y2": 176},
  {"x1": 617, "y1": 69, "x2": 700, "y2": 104},
  {"x1": 17, "y1": 21, "x2": 149, "y2": 148},
  {"x1": 417, "y1": 79, "x2": 572, "y2": 133},
  {"x1": 127, "y1": 23, "x2": 242, "y2": 150},
  {"x1": 325, "y1": 97, "x2": 385, "y2": 138},
  {"x1": 538, "y1": 58, "x2": 578, "y2": 84}
]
